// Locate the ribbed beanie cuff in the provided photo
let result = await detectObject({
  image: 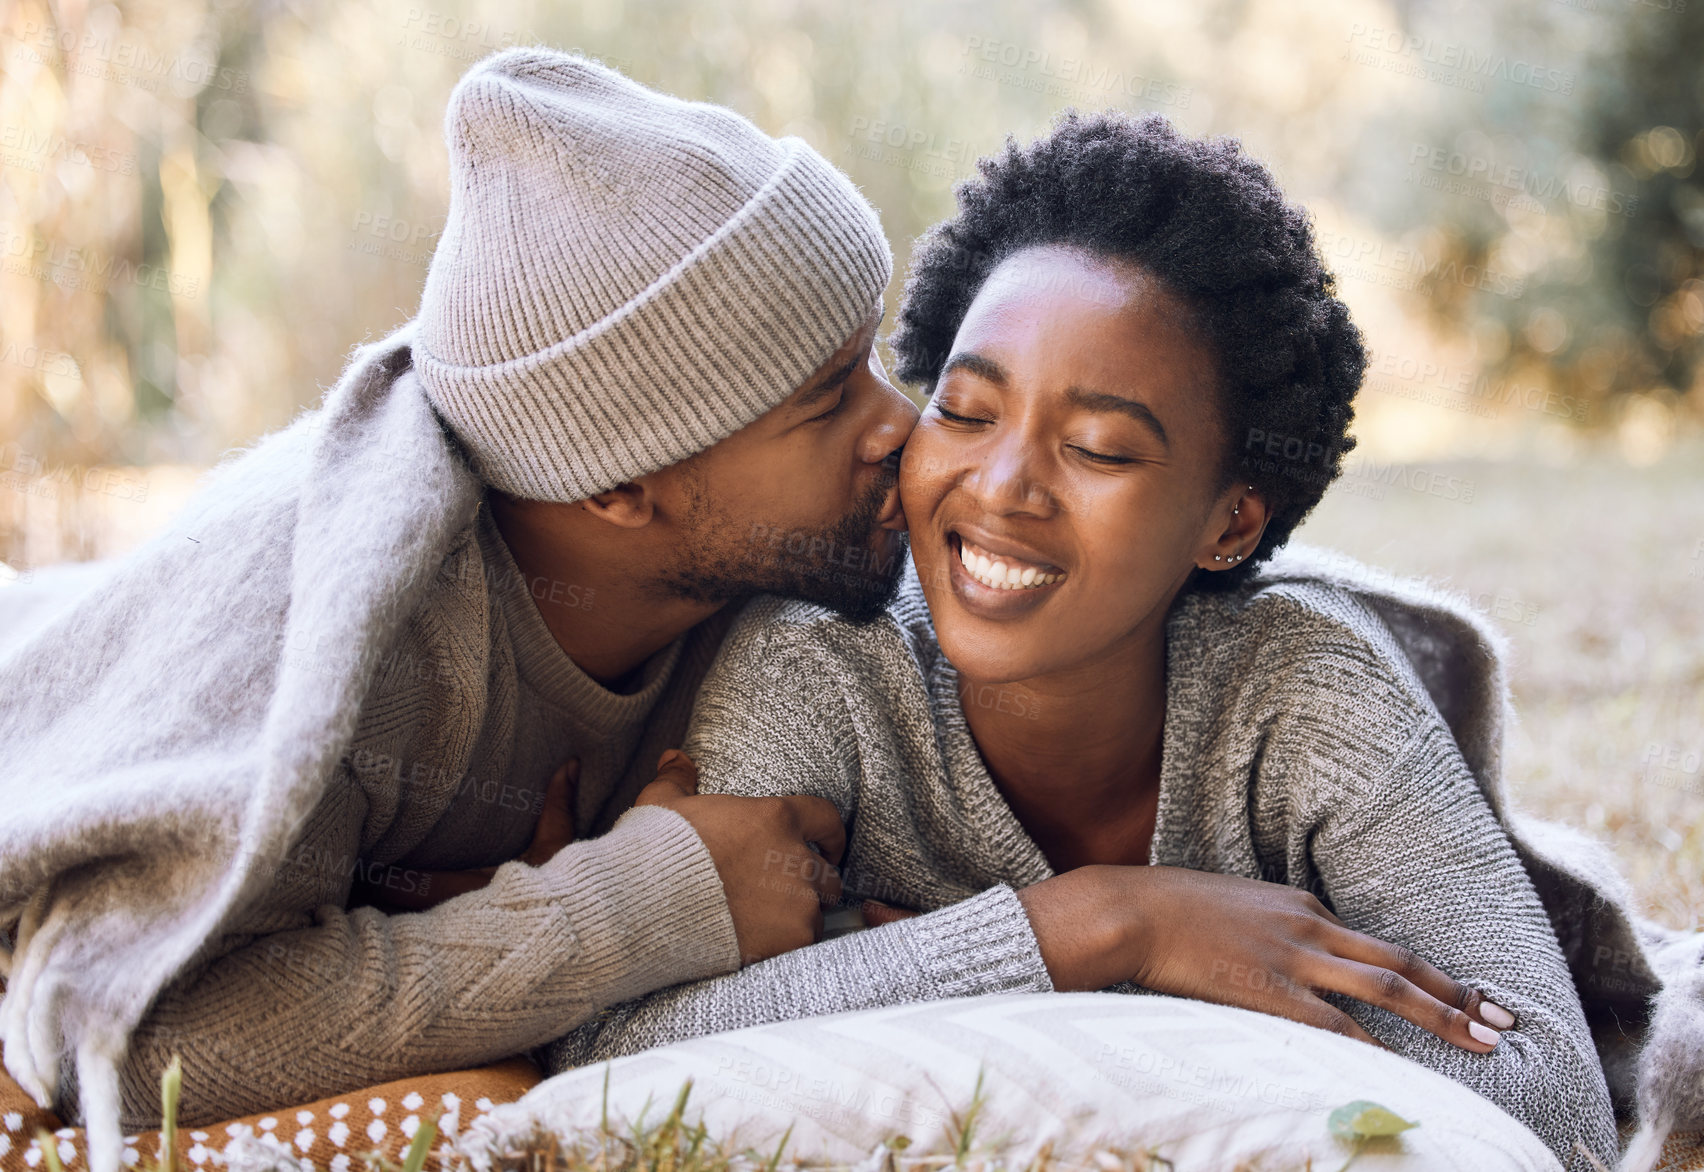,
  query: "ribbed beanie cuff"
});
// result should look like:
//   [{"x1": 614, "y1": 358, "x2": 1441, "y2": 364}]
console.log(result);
[{"x1": 412, "y1": 49, "x2": 893, "y2": 503}]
